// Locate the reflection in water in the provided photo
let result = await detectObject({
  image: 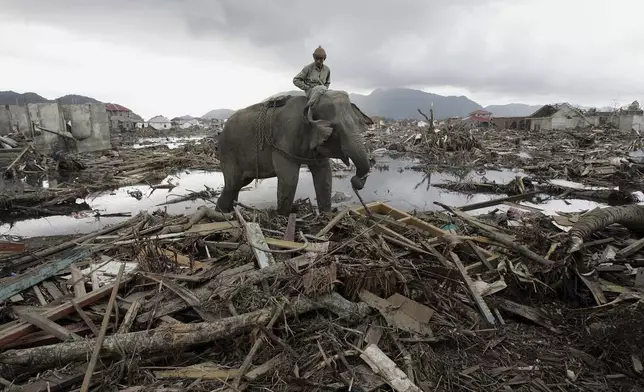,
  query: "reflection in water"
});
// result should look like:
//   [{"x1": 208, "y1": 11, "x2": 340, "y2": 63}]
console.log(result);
[
  {"x1": 132, "y1": 136, "x2": 205, "y2": 150},
  {"x1": 0, "y1": 157, "x2": 553, "y2": 238}
]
